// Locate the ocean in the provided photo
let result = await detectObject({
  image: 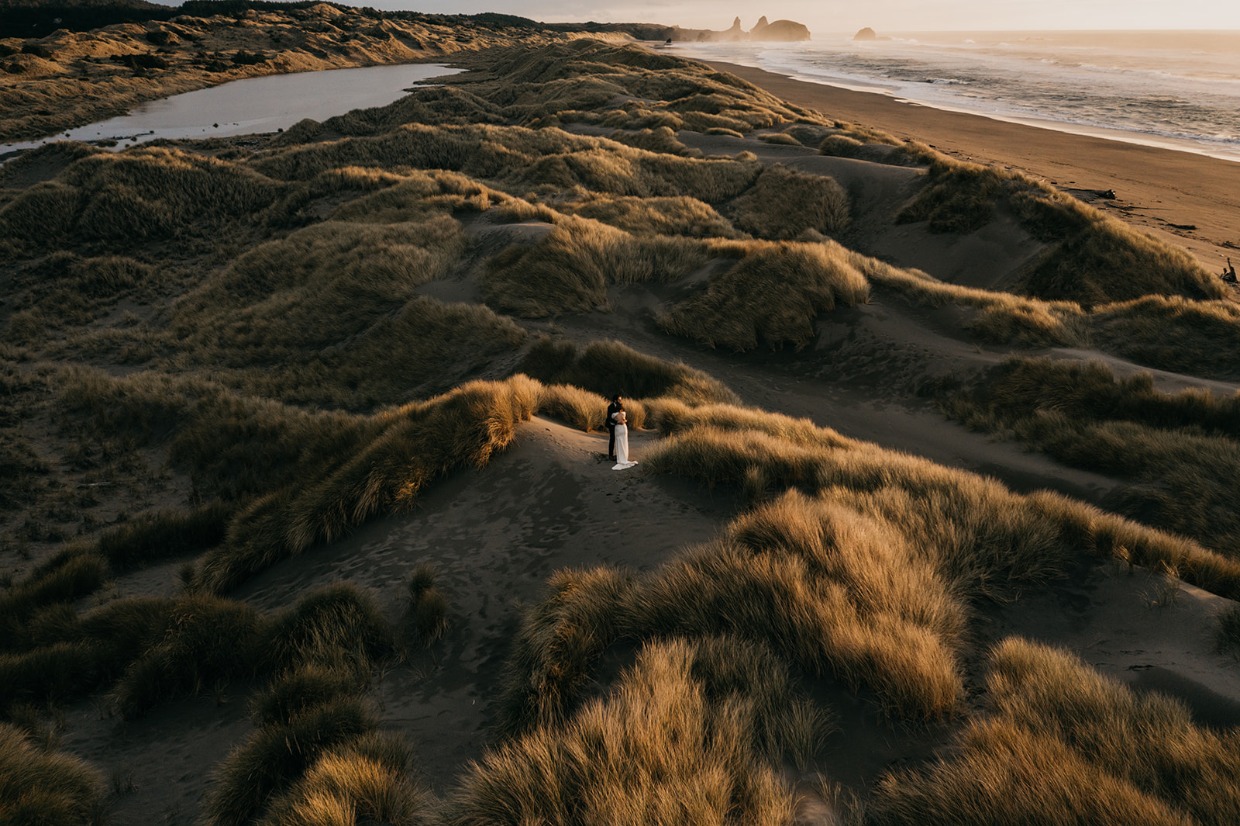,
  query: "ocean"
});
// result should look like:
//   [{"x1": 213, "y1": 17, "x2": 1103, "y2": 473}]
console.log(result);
[{"x1": 668, "y1": 31, "x2": 1240, "y2": 162}]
